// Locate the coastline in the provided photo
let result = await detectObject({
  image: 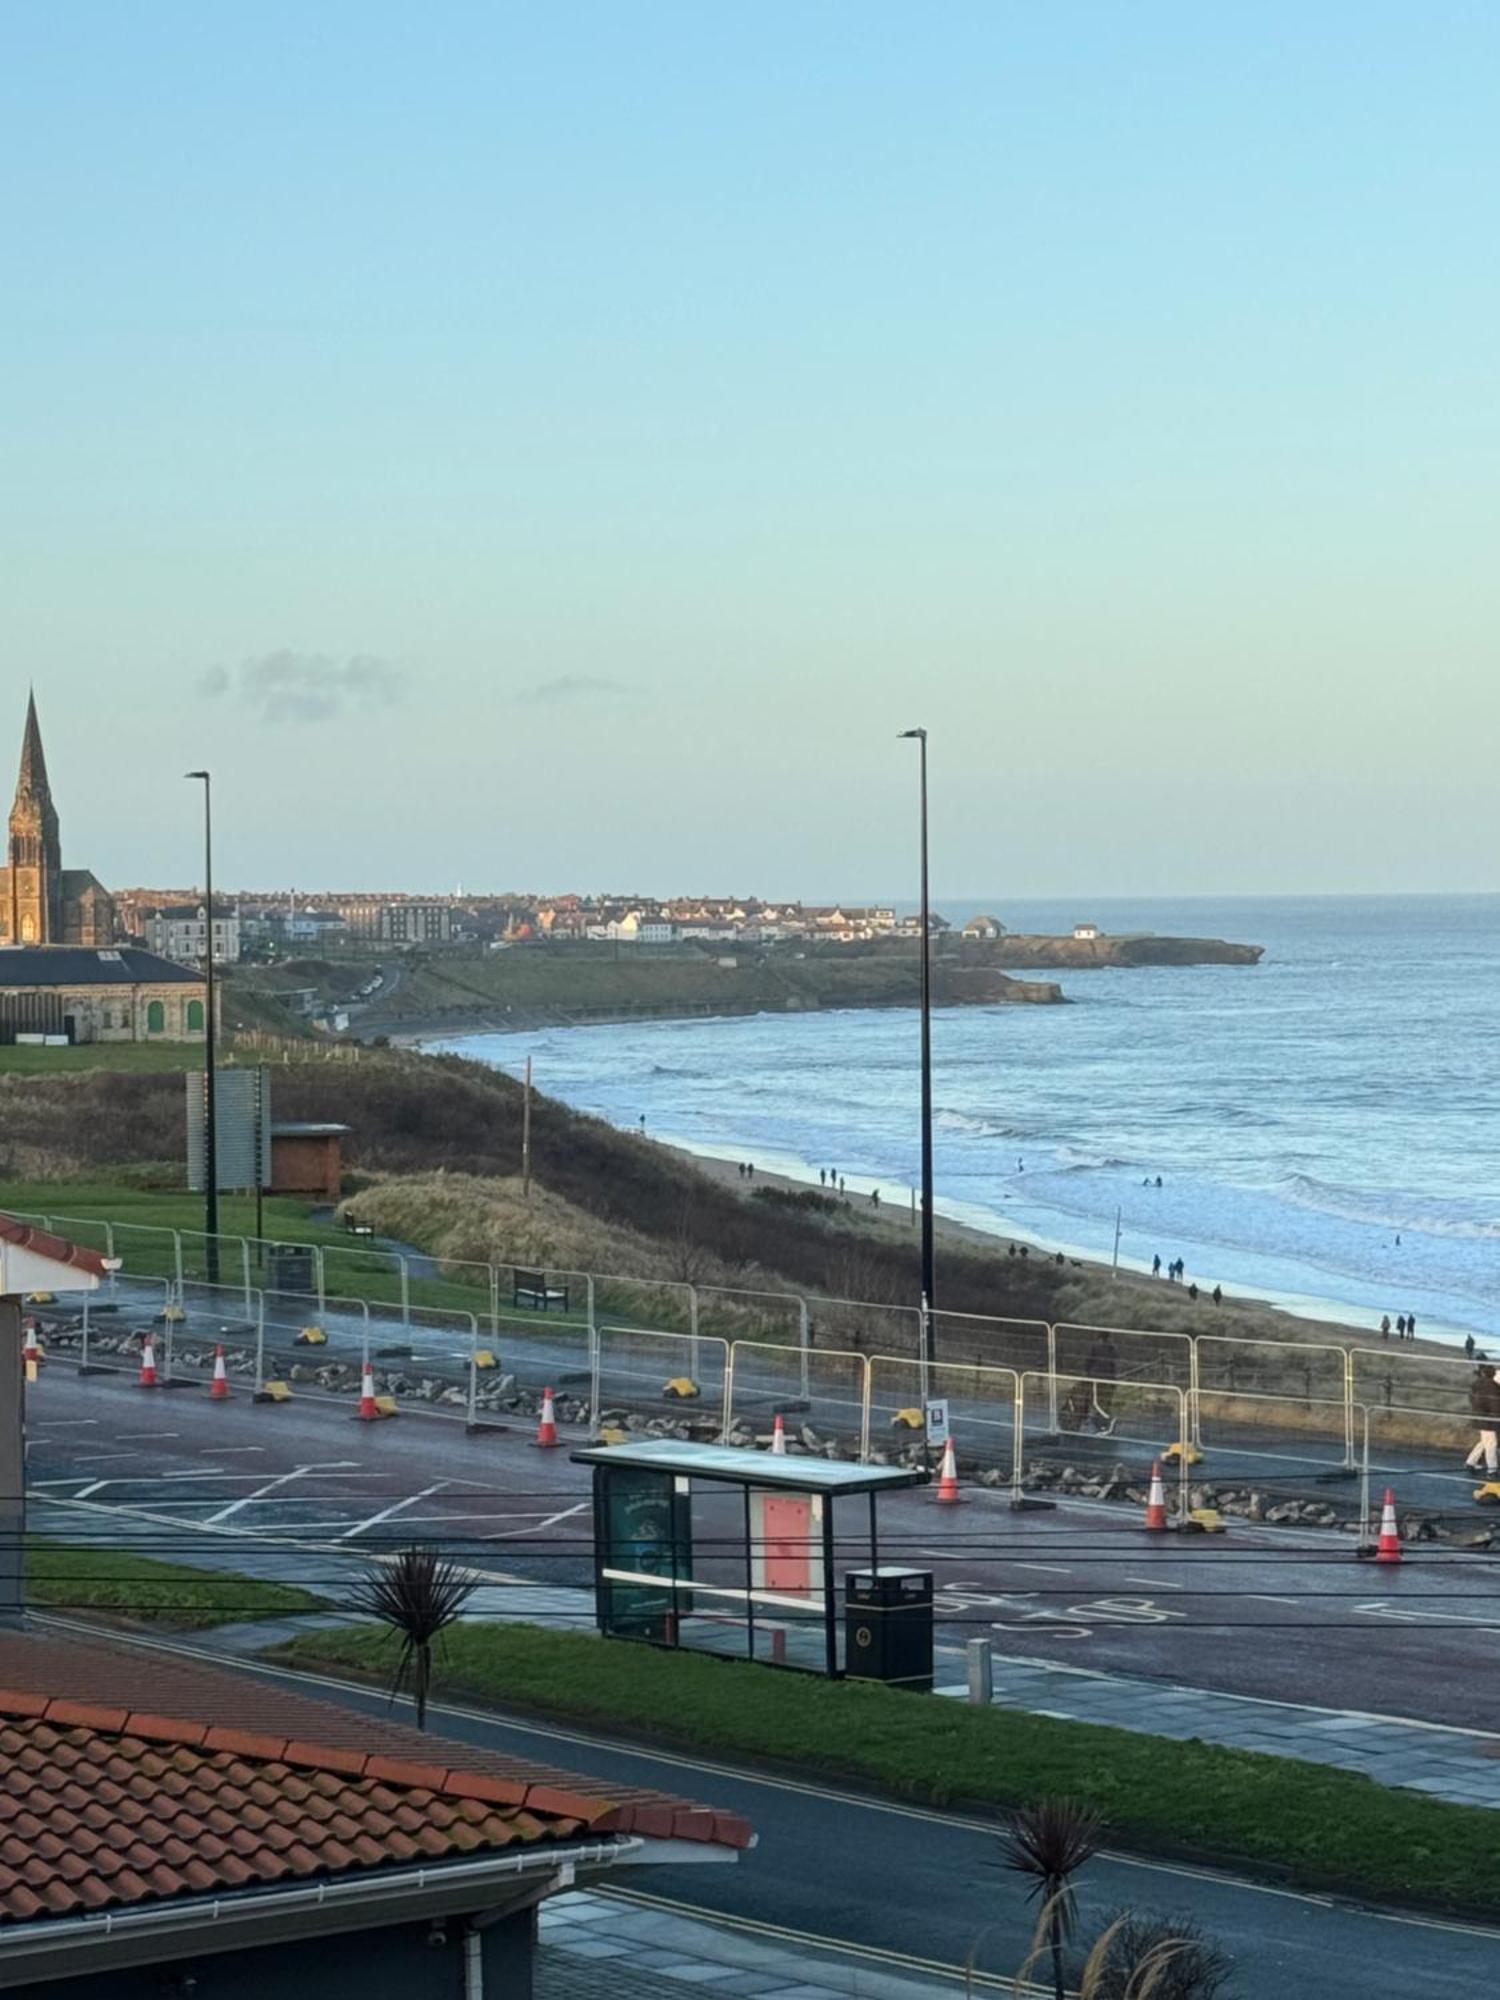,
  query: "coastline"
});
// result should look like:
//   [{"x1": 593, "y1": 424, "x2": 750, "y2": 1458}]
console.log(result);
[{"x1": 650, "y1": 1130, "x2": 1475, "y2": 1356}]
